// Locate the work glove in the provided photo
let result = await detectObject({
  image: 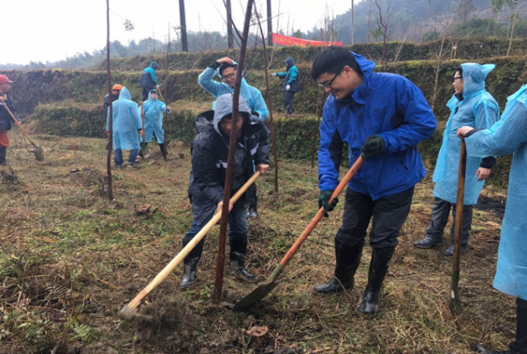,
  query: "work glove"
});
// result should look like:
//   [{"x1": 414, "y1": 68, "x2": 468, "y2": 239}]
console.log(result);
[
  {"x1": 318, "y1": 190, "x2": 338, "y2": 217},
  {"x1": 156, "y1": 85, "x2": 160, "y2": 89},
  {"x1": 285, "y1": 84, "x2": 291, "y2": 91},
  {"x1": 271, "y1": 73, "x2": 277, "y2": 77},
  {"x1": 361, "y1": 135, "x2": 386, "y2": 159}
]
